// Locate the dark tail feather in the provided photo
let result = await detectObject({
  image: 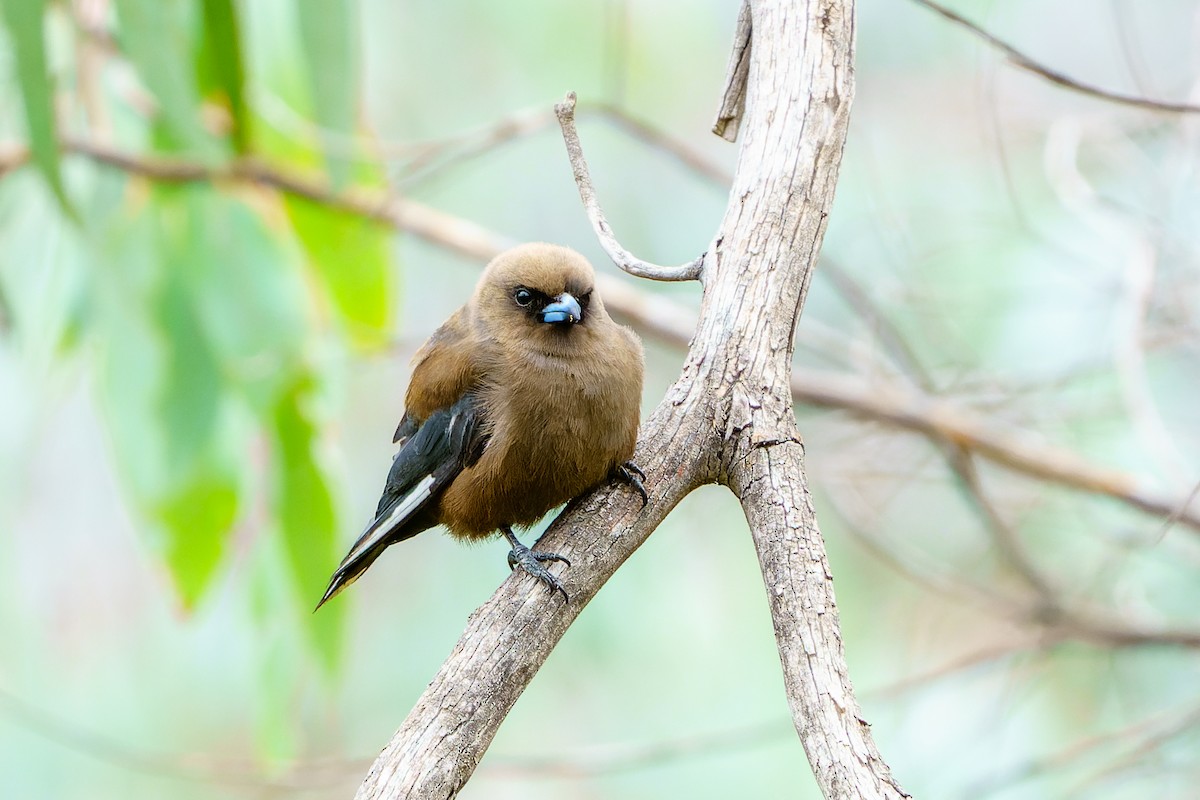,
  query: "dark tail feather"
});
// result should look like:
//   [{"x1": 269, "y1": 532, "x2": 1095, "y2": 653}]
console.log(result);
[
  {"x1": 314, "y1": 475, "x2": 437, "y2": 611},
  {"x1": 316, "y1": 395, "x2": 482, "y2": 611},
  {"x1": 314, "y1": 547, "x2": 385, "y2": 611}
]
